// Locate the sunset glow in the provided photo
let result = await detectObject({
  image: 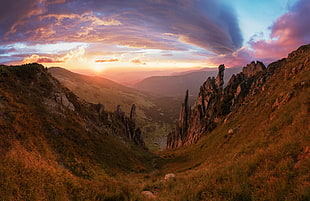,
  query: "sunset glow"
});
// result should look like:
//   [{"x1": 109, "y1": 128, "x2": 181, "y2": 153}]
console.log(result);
[{"x1": 1, "y1": 0, "x2": 309, "y2": 83}]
